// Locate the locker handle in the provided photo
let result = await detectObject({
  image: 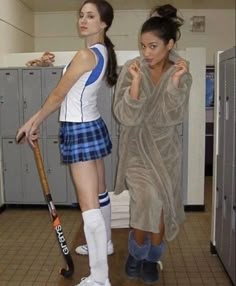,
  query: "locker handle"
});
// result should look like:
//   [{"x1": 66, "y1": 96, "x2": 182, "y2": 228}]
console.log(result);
[
  {"x1": 225, "y1": 96, "x2": 229, "y2": 120},
  {"x1": 233, "y1": 206, "x2": 236, "y2": 211},
  {"x1": 29, "y1": 72, "x2": 34, "y2": 75},
  {"x1": 52, "y1": 72, "x2": 57, "y2": 74},
  {"x1": 0, "y1": 96, "x2": 4, "y2": 104},
  {"x1": 5, "y1": 72, "x2": 10, "y2": 75}
]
